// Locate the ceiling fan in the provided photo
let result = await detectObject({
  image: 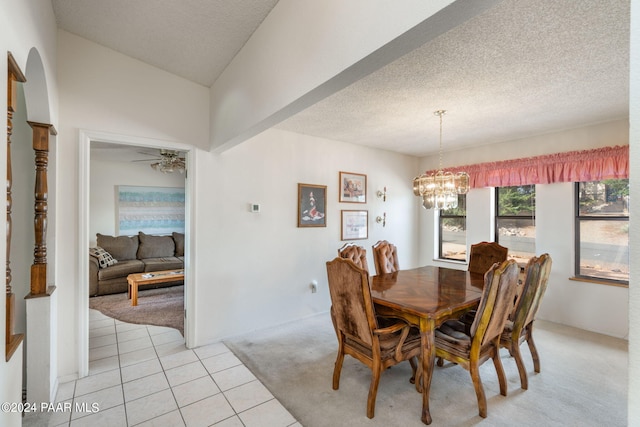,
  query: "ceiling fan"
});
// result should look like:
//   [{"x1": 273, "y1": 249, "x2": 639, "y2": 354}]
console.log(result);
[{"x1": 133, "y1": 149, "x2": 186, "y2": 173}]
